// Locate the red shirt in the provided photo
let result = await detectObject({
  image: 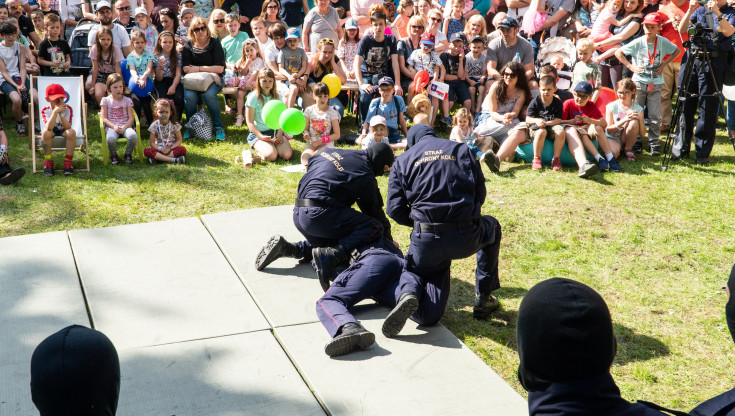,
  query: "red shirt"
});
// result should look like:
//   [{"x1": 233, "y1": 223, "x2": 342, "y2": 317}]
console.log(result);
[
  {"x1": 563, "y1": 99, "x2": 603, "y2": 126},
  {"x1": 659, "y1": 1, "x2": 692, "y2": 63}
]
